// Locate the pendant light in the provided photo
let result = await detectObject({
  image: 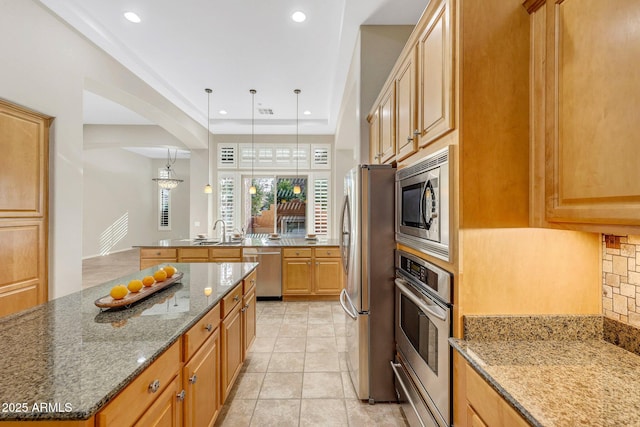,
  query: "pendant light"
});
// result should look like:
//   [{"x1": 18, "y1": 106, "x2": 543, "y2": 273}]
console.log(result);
[
  {"x1": 204, "y1": 88, "x2": 213, "y2": 194},
  {"x1": 153, "y1": 148, "x2": 183, "y2": 190},
  {"x1": 293, "y1": 89, "x2": 301, "y2": 195},
  {"x1": 249, "y1": 89, "x2": 257, "y2": 195}
]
